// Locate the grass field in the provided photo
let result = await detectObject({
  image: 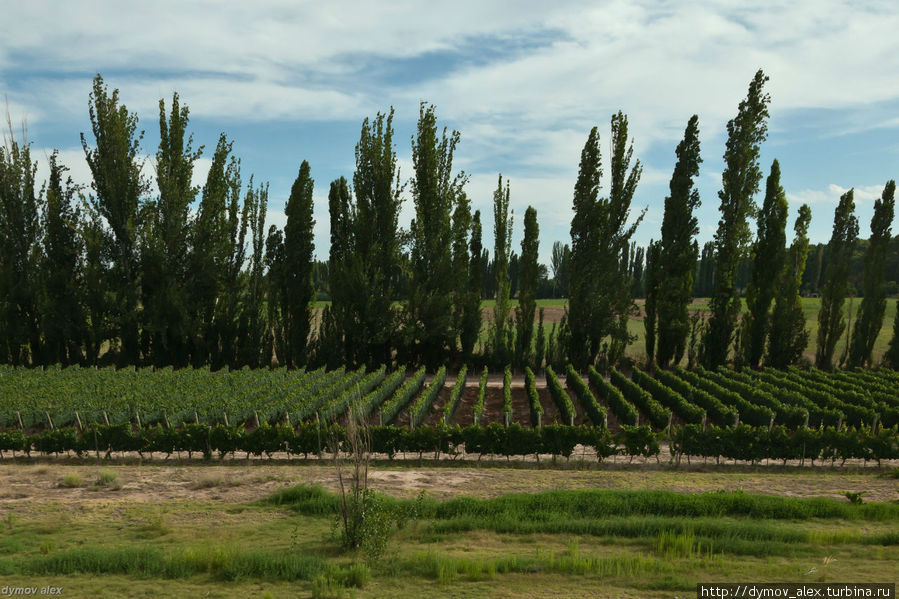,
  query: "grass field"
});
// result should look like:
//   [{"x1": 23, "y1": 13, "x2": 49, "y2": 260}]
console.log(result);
[
  {"x1": 0, "y1": 461, "x2": 896, "y2": 598},
  {"x1": 524, "y1": 297, "x2": 898, "y2": 366}
]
